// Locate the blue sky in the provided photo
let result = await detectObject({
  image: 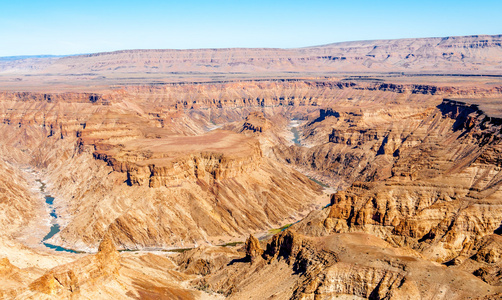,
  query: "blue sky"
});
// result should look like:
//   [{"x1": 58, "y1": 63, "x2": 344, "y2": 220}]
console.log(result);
[{"x1": 0, "y1": 0, "x2": 501, "y2": 56}]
